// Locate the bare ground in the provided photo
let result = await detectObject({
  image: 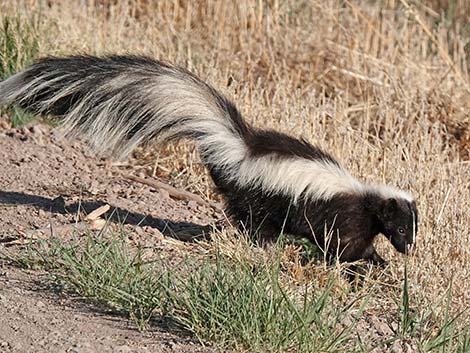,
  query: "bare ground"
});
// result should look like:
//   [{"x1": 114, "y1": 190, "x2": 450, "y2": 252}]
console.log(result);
[
  {"x1": 0, "y1": 267, "x2": 217, "y2": 353},
  {"x1": 0, "y1": 120, "x2": 219, "y2": 353}
]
